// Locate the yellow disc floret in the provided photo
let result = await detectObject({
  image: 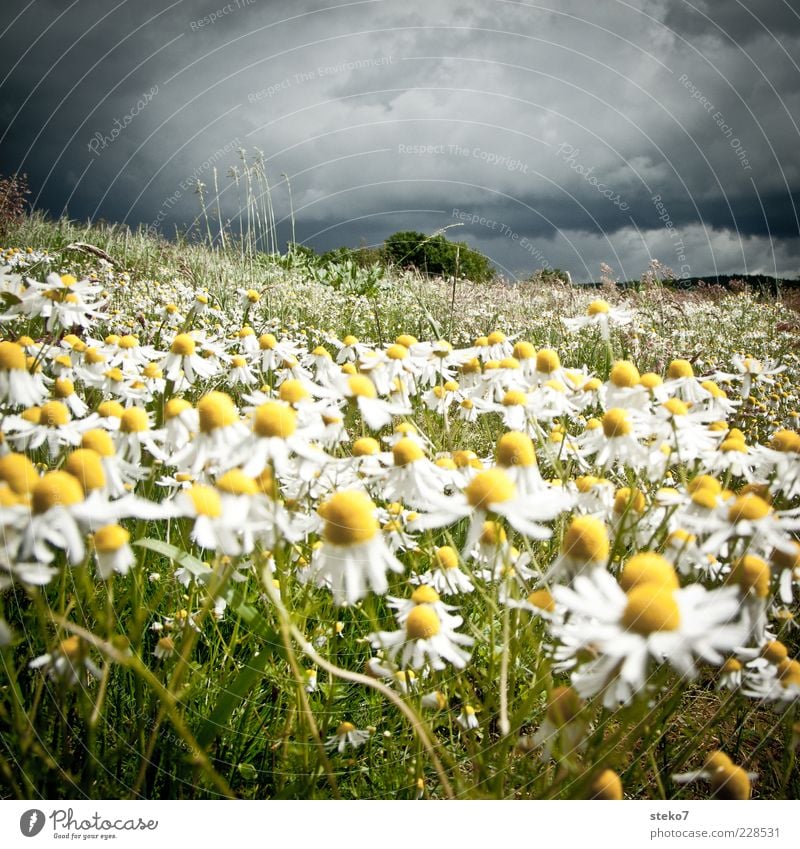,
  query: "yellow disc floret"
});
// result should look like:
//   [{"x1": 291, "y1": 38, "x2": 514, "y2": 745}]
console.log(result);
[
  {"x1": 319, "y1": 491, "x2": 378, "y2": 546},
  {"x1": 619, "y1": 552, "x2": 679, "y2": 592},
  {"x1": 253, "y1": 402, "x2": 297, "y2": 439},
  {"x1": 496, "y1": 431, "x2": 537, "y2": 468},
  {"x1": 93, "y1": 524, "x2": 130, "y2": 552},
  {"x1": 621, "y1": 586, "x2": 681, "y2": 635},
  {"x1": 405, "y1": 605, "x2": 441, "y2": 640},
  {"x1": 602, "y1": 408, "x2": 632, "y2": 438},
  {"x1": 32, "y1": 471, "x2": 84, "y2": 514},
  {"x1": 562, "y1": 515, "x2": 609, "y2": 564},
  {"x1": 465, "y1": 468, "x2": 516, "y2": 509},
  {"x1": 197, "y1": 391, "x2": 238, "y2": 433},
  {"x1": 65, "y1": 449, "x2": 106, "y2": 492}
]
